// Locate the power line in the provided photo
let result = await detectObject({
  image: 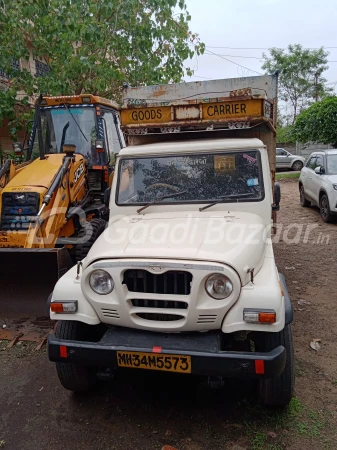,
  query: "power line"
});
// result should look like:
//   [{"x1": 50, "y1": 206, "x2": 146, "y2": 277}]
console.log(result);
[{"x1": 204, "y1": 48, "x2": 262, "y2": 75}]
